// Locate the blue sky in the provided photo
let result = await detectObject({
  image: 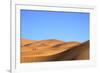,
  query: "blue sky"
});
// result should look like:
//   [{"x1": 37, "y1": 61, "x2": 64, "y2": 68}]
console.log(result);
[{"x1": 21, "y1": 10, "x2": 89, "y2": 42}]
